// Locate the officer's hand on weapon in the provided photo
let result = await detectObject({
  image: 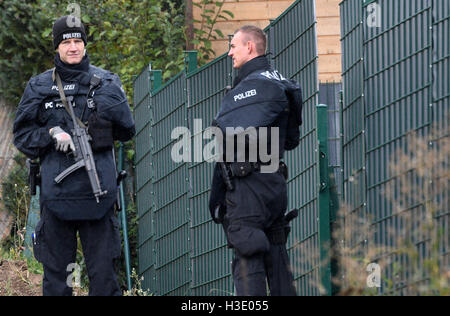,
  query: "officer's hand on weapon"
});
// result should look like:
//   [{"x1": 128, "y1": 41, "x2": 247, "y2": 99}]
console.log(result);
[{"x1": 49, "y1": 126, "x2": 75, "y2": 153}]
